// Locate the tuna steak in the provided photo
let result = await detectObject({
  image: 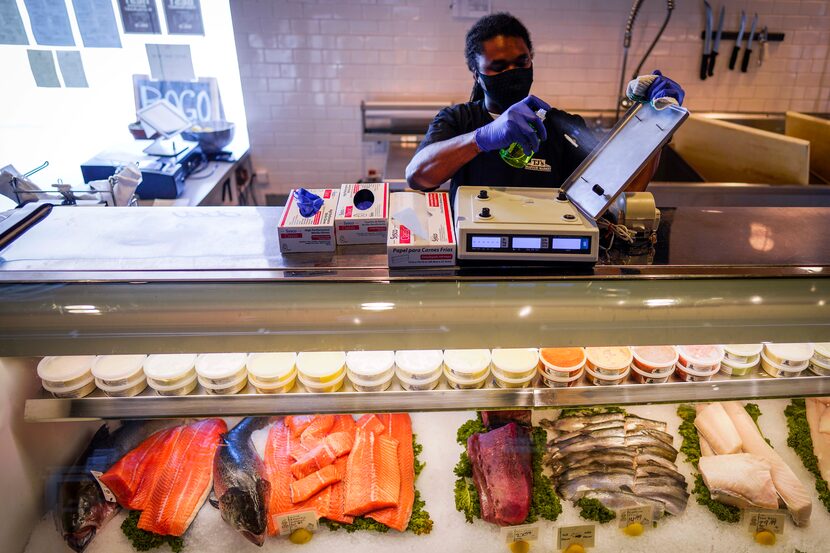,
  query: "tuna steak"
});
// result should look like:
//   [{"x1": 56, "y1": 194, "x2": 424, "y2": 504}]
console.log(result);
[{"x1": 467, "y1": 422, "x2": 531, "y2": 526}]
